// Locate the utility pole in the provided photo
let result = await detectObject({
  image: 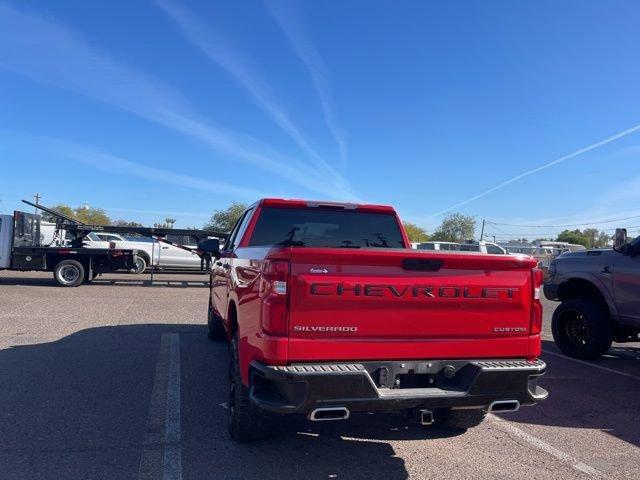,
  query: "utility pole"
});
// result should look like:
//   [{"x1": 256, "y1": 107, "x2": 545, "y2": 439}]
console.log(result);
[
  {"x1": 33, "y1": 193, "x2": 41, "y2": 214},
  {"x1": 480, "y1": 219, "x2": 485, "y2": 241}
]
